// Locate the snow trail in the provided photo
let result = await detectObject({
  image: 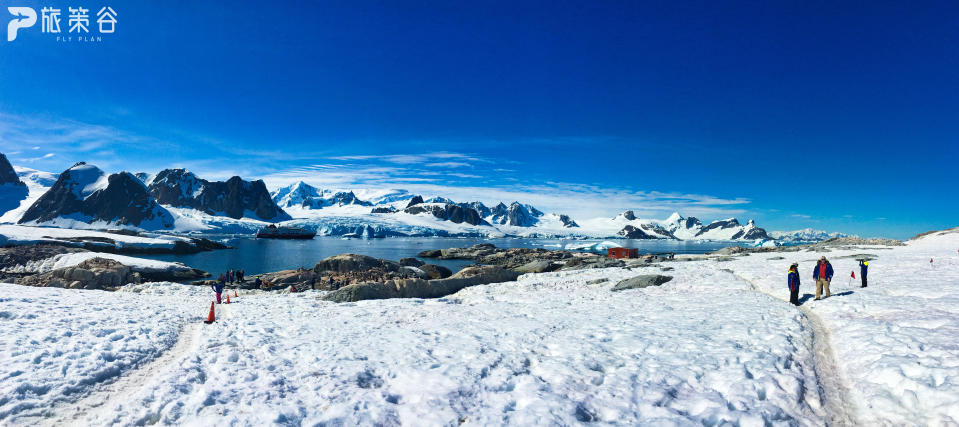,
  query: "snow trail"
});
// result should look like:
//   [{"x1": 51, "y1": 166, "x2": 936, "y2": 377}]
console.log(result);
[
  {"x1": 42, "y1": 320, "x2": 205, "y2": 426},
  {"x1": 731, "y1": 271, "x2": 858, "y2": 426}
]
